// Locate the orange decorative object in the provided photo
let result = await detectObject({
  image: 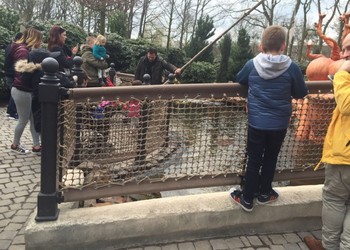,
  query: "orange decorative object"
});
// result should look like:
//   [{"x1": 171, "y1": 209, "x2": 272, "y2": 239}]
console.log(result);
[
  {"x1": 305, "y1": 57, "x2": 333, "y2": 80},
  {"x1": 297, "y1": 13, "x2": 349, "y2": 143},
  {"x1": 305, "y1": 13, "x2": 344, "y2": 80}
]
